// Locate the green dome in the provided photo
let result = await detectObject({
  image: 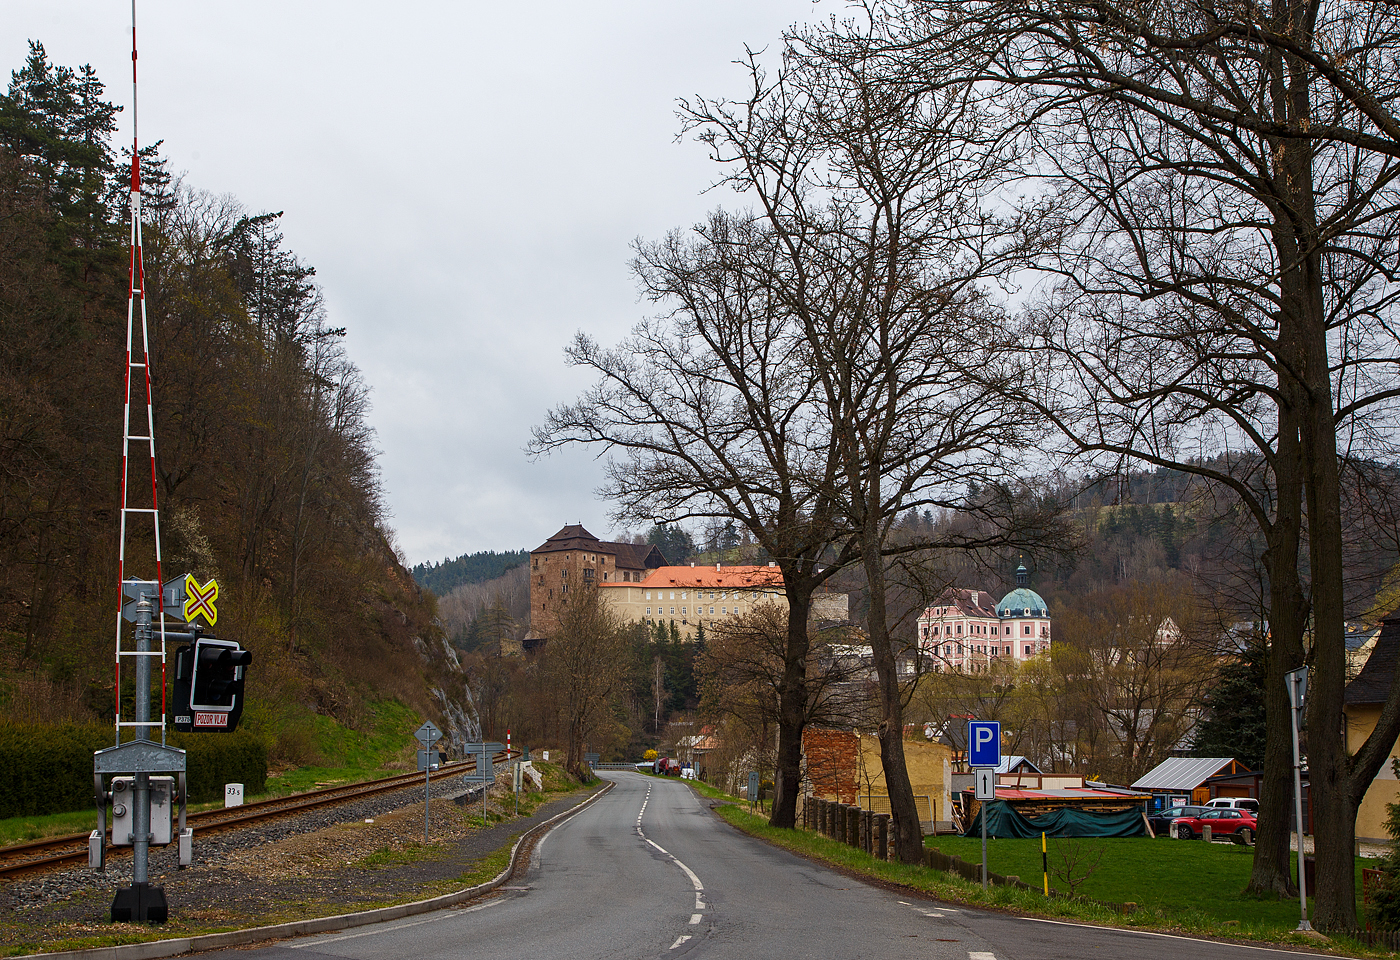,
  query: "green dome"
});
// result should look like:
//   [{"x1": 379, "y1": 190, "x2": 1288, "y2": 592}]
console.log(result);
[
  {"x1": 997, "y1": 563, "x2": 1048, "y2": 618},
  {"x1": 996, "y1": 587, "x2": 1049, "y2": 618}
]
